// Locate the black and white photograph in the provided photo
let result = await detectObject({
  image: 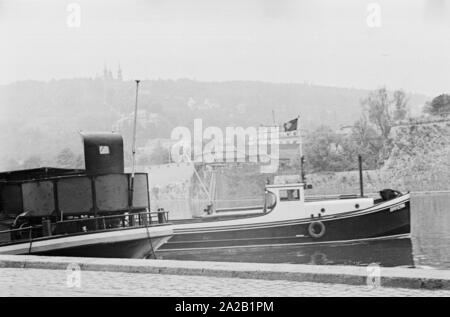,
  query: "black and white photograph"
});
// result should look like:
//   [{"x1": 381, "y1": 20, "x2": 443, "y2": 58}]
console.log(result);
[{"x1": 0, "y1": 0, "x2": 449, "y2": 300}]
